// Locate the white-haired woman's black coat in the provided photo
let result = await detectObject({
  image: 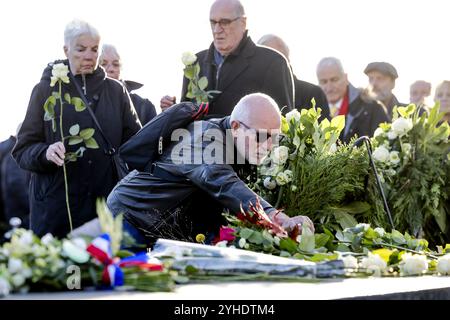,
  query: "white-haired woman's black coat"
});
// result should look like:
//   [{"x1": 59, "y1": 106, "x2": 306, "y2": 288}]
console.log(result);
[{"x1": 12, "y1": 60, "x2": 141, "y2": 238}]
